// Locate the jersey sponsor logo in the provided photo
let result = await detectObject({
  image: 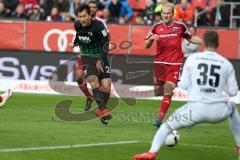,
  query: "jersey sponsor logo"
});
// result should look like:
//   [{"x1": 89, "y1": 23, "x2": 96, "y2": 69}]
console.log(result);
[
  {"x1": 158, "y1": 33, "x2": 177, "y2": 38},
  {"x1": 172, "y1": 27, "x2": 178, "y2": 32},
  {"x1": 88, "y1": 32, "x2": 93, "y2": 36},
  {"x1": 43, "y1": 29, "x2": 76, "y2": 52},
  {"x1": 101, "y1": 29, "x2": 107, "y2": 37},
  {"x1": 78, "y1": 36, "x2": 91, "y2": 43}
]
